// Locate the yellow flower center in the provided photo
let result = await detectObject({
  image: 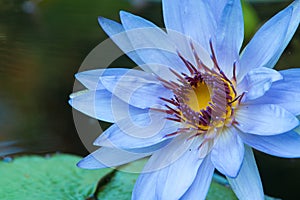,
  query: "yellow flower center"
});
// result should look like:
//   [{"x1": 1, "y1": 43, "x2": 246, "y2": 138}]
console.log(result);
[
  {"x1": 156, "y1": 56, "x2": 243, "y2": 139},
  {"x1": 155, "y1": 42, "x2": 244, "y2": 139},
  {"x1": 186, "y1": 81, "x2": 211, "y2": 111}
]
